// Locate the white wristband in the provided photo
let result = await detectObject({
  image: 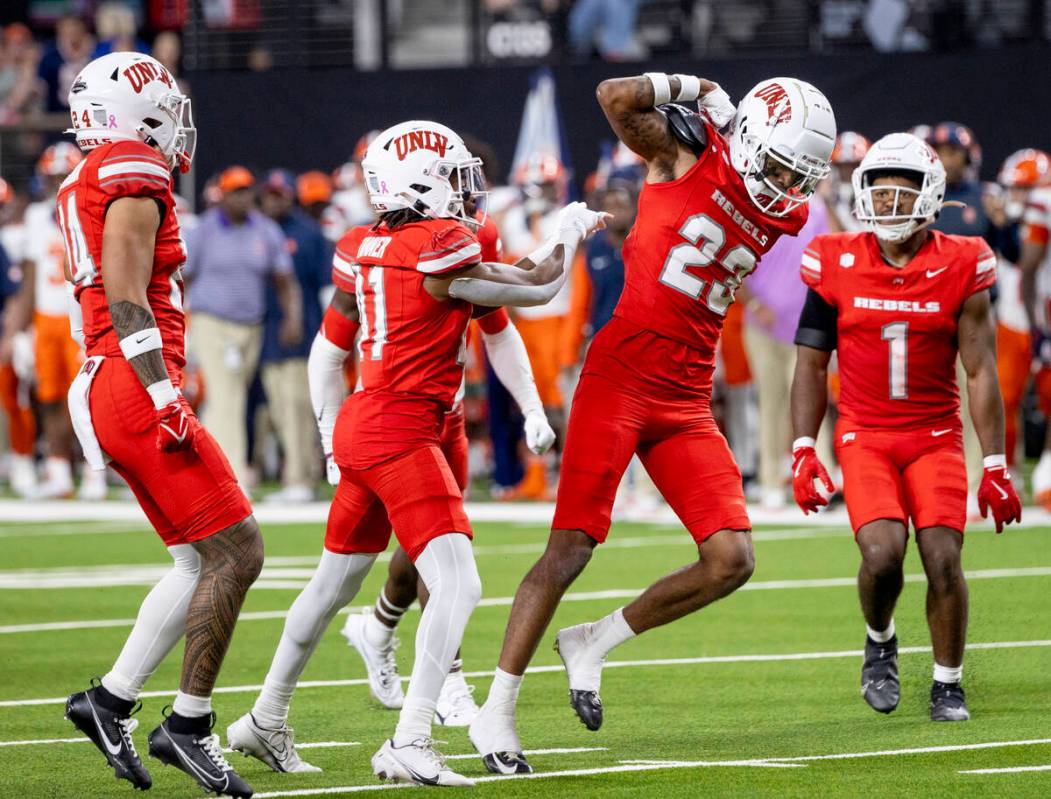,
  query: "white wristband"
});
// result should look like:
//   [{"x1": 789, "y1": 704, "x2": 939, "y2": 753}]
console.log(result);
[
  {"x1": 119, "y1": 327, "x2": 163, "y2": 360},
  {"x1": 146, "y1": 379, "x2": 179, "y2": 410},
  {"x1": 792, "y1": 436, "x2": 817, "y2": 452},
  {"x1": 645, "y1": 72, "x2": 671, "y2": 106},
  {"x1": 672, "y1": 74, "x2": 701, "y2": 102},
  {"x1": 983, "y1": 454, "x2": 1007, "y2": 469}
]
